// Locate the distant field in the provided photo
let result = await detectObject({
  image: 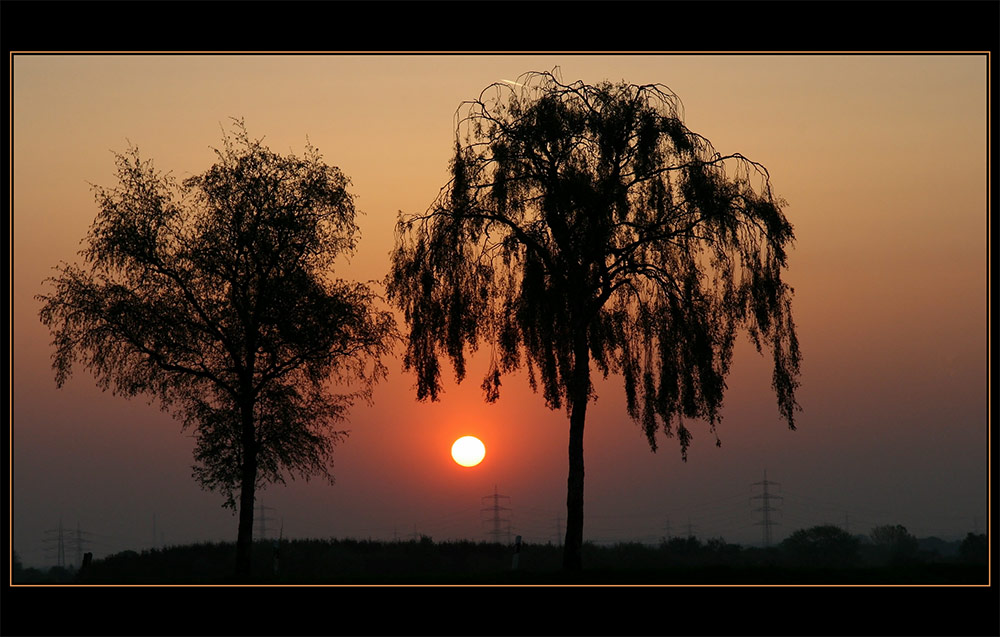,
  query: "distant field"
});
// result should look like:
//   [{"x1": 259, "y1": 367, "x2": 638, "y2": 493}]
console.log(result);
[{"x1": 12, "y1": 537, "x2": 988, "y2": 585}]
